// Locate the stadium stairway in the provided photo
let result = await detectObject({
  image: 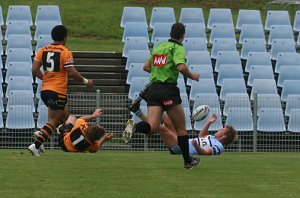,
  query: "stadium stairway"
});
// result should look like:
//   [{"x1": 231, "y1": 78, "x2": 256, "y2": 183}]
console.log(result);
[{"x1": 71, "y1": 51, "x2": 127, "y2": 93}]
